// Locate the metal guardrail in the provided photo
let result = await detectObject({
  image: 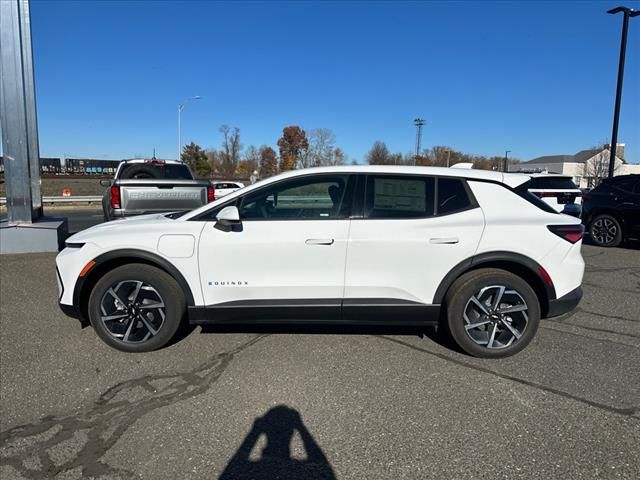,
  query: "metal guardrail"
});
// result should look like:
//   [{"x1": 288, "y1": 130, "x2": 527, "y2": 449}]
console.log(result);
[{"x1": 0, "y1": 196, "x2": 102, "y2": 205}]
